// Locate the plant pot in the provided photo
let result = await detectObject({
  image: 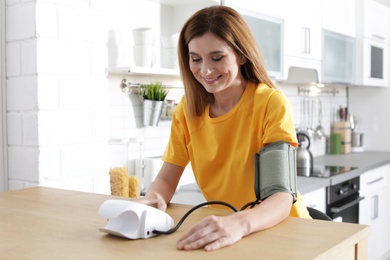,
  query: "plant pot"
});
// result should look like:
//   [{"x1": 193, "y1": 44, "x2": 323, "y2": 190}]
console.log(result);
[{"x1": 143, "y1": 99, "x2": 164, "y2": 127}]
